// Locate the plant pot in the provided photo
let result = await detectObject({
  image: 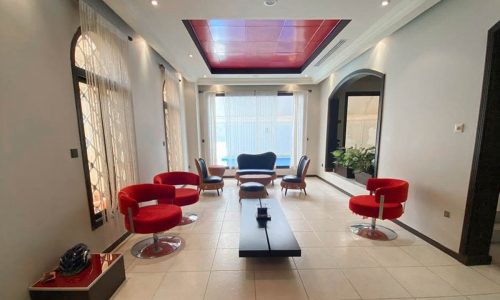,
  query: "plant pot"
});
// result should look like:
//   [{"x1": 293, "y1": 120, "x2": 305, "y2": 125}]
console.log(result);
[
  {"x1": 355, "y1": 172, "x2": 373, "y2": 185},
  {"x1": 334, "y1": 165, "x2": 354, "y2": 178}
]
